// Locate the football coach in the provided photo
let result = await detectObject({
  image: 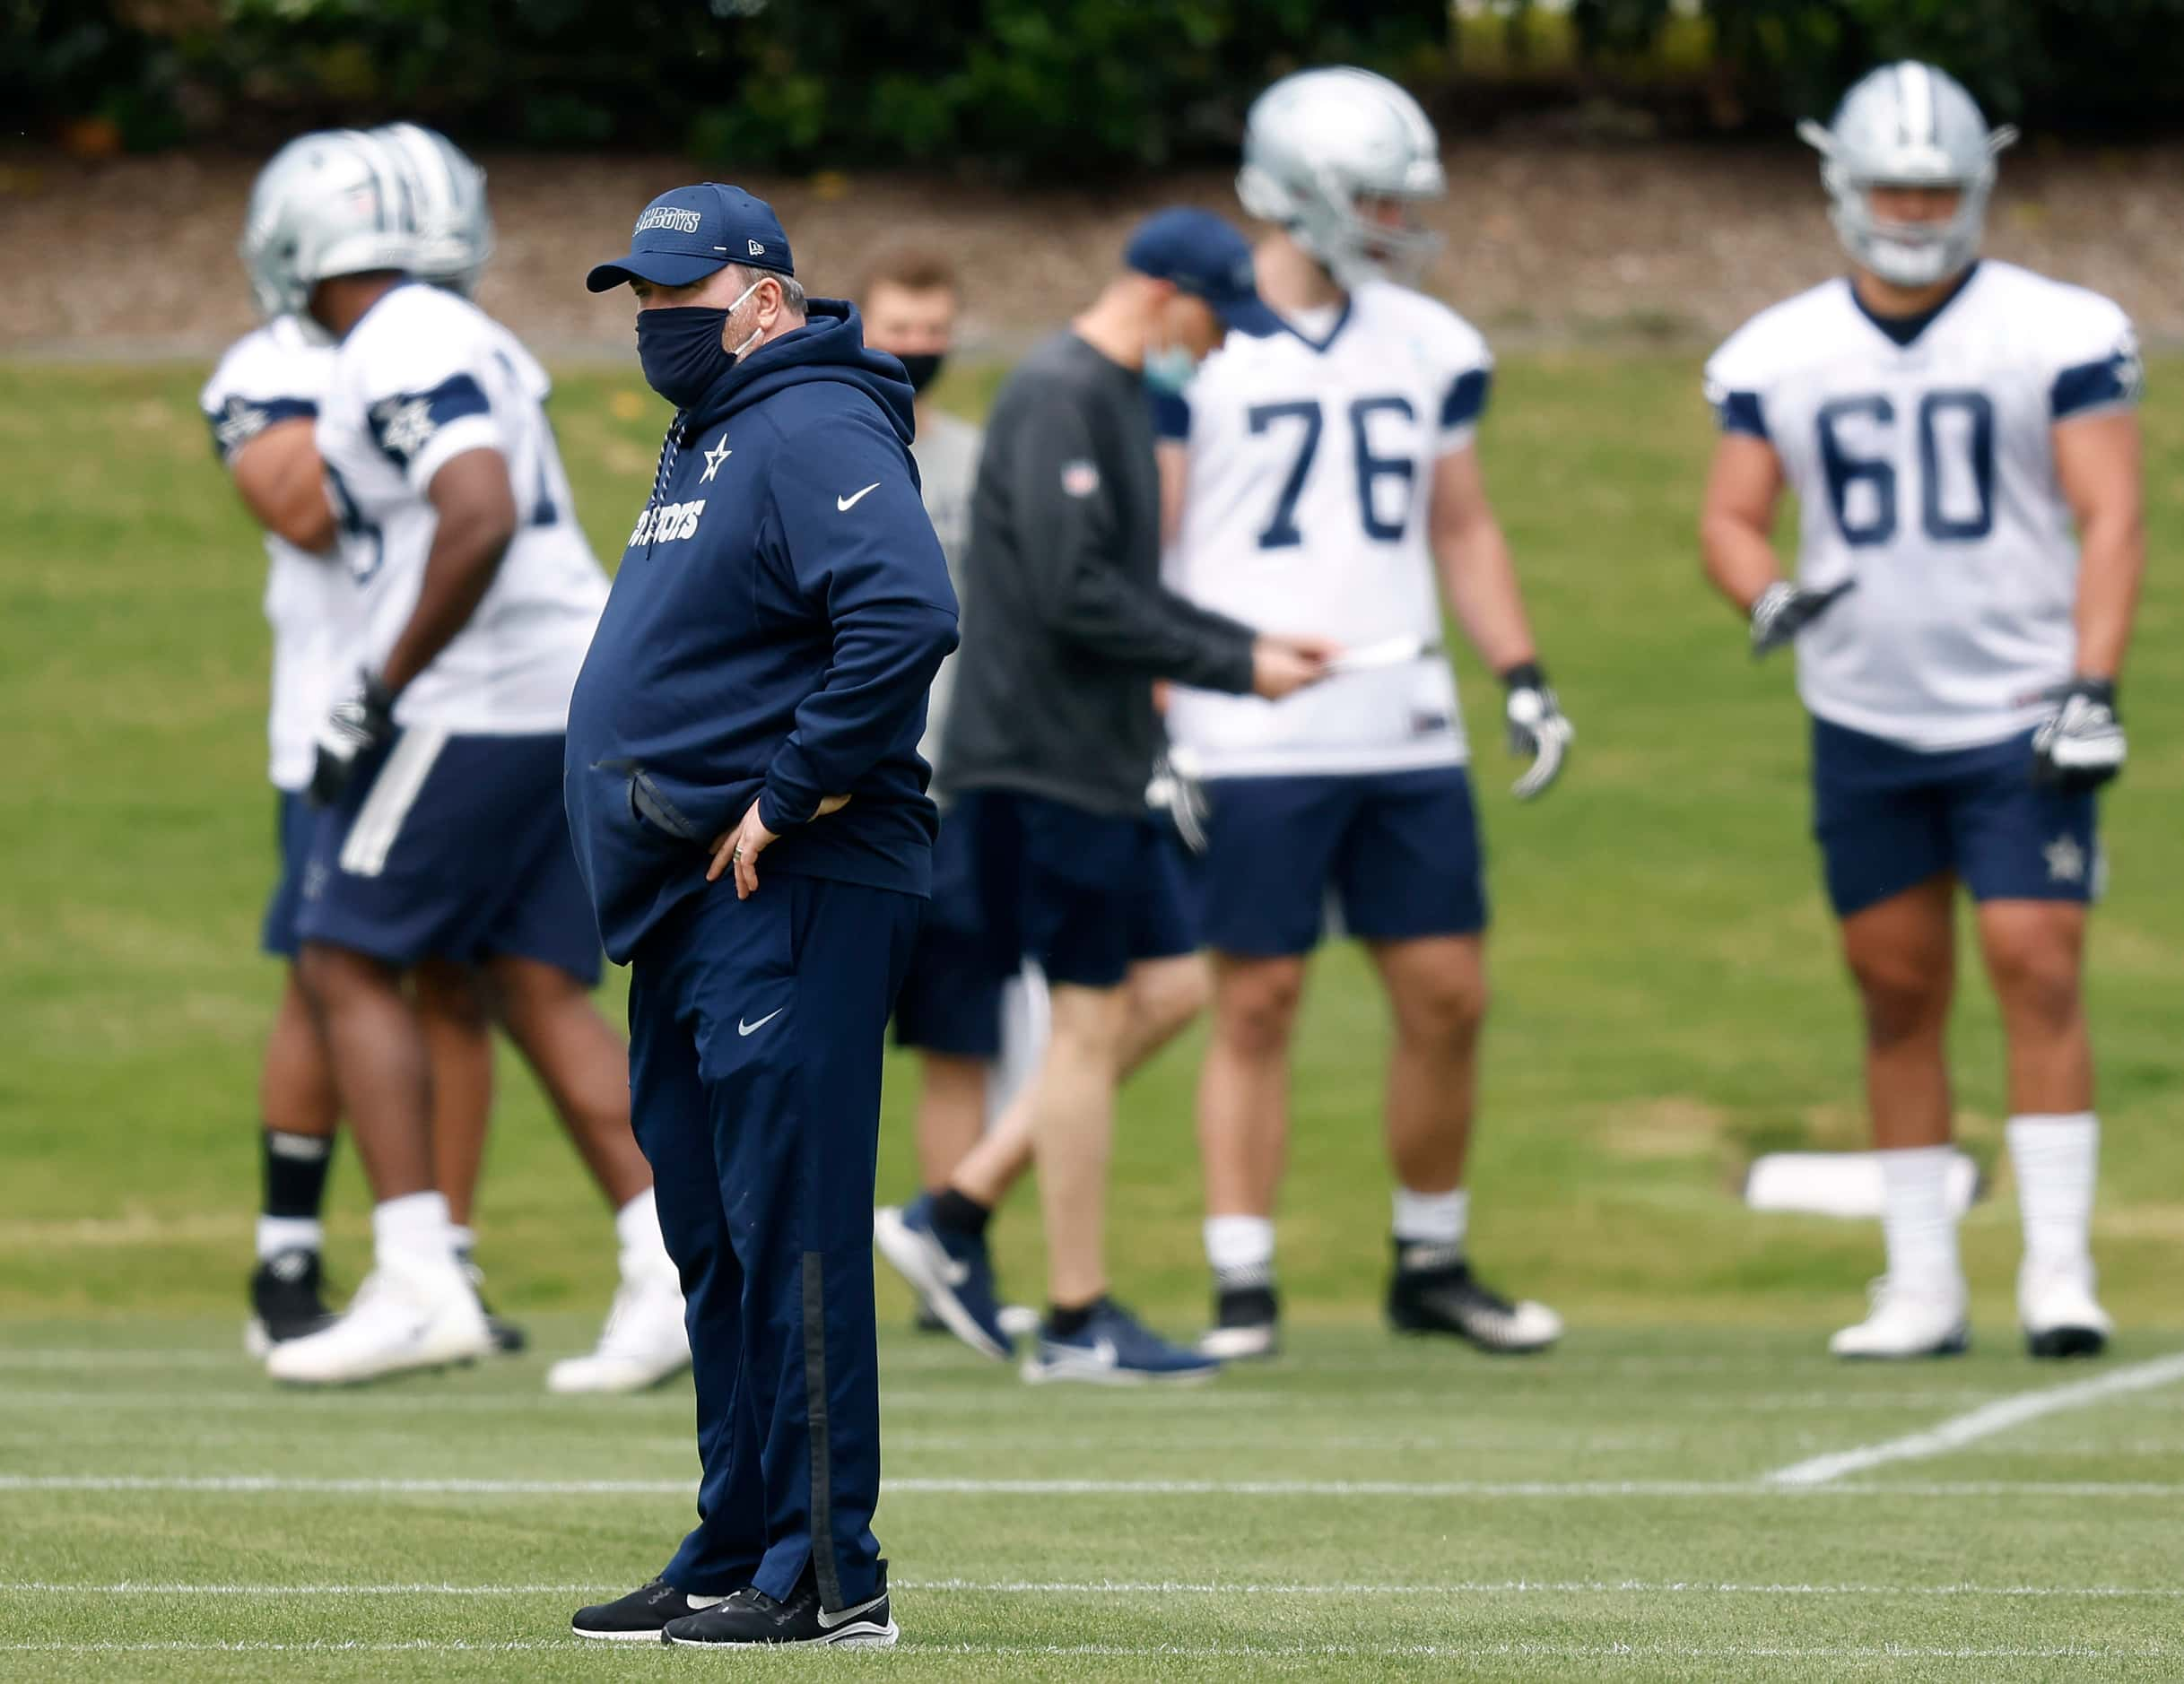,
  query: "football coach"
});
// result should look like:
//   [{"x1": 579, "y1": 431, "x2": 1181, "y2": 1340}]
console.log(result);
[{"x1": 562, "y1": 183, "x2": 957, "y2": 1650}]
